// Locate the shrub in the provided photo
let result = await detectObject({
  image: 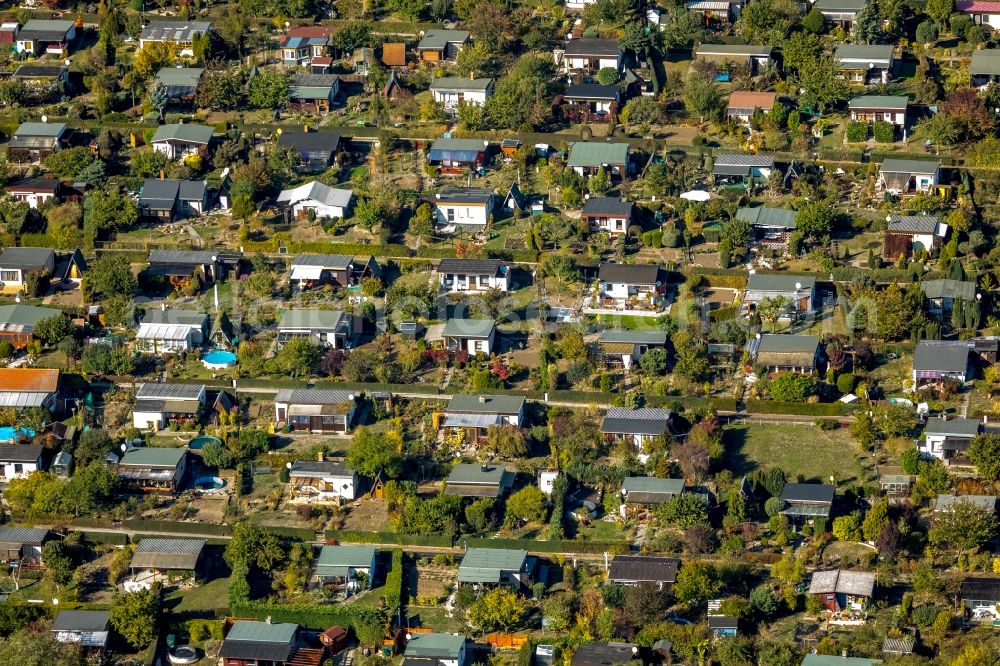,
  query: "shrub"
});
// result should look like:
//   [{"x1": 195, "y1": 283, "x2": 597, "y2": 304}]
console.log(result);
[
  {"x1": 836, "y1": 372, "x2": 857, "y2": 394},
  {"x1": 873, "y1": 121, "x2": 895, "y2": 144},
  {"x1": 662, "y1": 228, "x2": 682, "y2": 248},
  {"x1": 384, "y1": 549, "x2": 403, "y2": 611},
  {"x1": 916, "y1": 20, "x2": 939, "y2": 43},
  {"x1": 845, "y1": 122, "x2": 869, "y2": 143}
]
